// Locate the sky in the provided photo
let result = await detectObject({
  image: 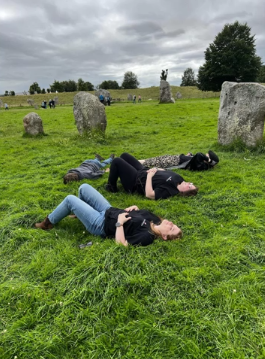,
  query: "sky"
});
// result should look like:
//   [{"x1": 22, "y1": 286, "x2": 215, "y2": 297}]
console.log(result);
[{"x1": 0, "y1": 0, "x2": 264, "y2": 94}]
